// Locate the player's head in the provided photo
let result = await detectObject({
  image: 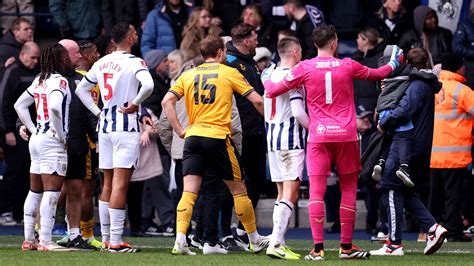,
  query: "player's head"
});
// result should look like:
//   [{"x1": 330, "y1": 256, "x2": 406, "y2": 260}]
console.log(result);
[
  {"x1": 19, "y1": 41, "x2": 40, "y2": 70},
  {"x1": 111, "y1": 22, "x2": 138, "y2": 47},
  {"x1": 59, "y1": 39, "x2": 82, "y2": 68},
  {"x1": 11, "y1": 18, "x2": 32, "y2": 44},
  {"x1": 406, "y1": 48, "x2": 429, "y2": 69},
  {"x1": 277, "y1": 36, "x2": 302, "y2": 63},
  {"x1": 313, "y1": 25, "x2": 338, "y2": 54},
  {"x1": 39, "y1": 43, "x2": 70, "y2": 82},
  {"x1": 231, "y1": 23, "x2": 258, "y2": 57},
  {"x1": 200, "y1": 35, "x2": 226, "y2": 63},
  {"x1": 78, "y1": 40, "x2": 100, "y2": 68},
  {"x1": 95, "y1": 34, "x2": 116, "y2": 58}
]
